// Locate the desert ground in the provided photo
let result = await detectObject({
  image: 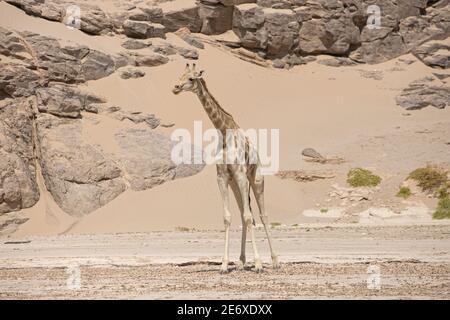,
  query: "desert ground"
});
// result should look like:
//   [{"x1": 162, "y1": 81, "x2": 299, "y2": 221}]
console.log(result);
[
  {"x1": 0, "y1": 0, "x2": 450, "y2": 299},
  {"x1": 1, "y1": 225, "x2": 450, "y2": 299}
]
